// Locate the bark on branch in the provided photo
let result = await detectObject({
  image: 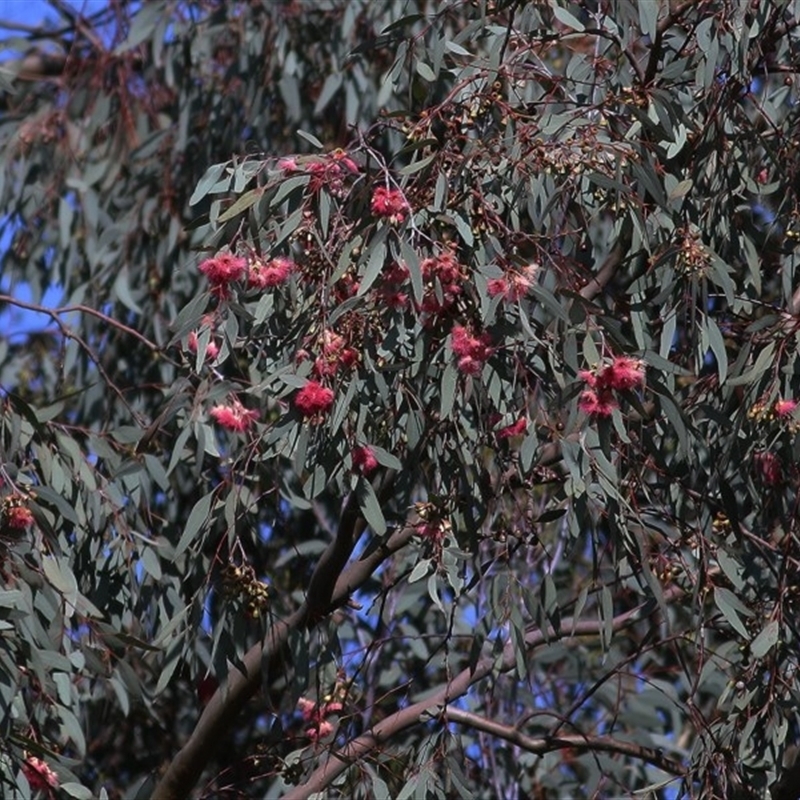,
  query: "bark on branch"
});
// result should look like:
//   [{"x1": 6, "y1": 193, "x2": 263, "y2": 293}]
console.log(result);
[
  {"x1": 284, "y1": 589, "x2": 683, "y2": 799},
  {"x1": 443, "y1": 707, "x2": 685, "y2": 777},
  {"x1": 150, "y1": 509, "x2": 416, "y2": 800}
]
